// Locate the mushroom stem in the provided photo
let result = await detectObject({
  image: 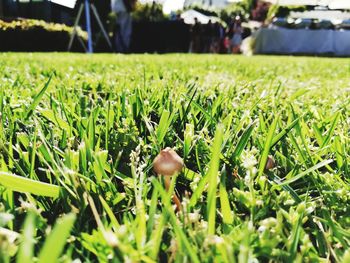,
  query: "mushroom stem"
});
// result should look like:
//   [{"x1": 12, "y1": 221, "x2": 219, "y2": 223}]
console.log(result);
[
  {"x1": 163, "y1": 176, "x2": 181, "y2": 212},
  {"x1": 153, "y1": 148, "x2": 184, "y2": 212}
]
